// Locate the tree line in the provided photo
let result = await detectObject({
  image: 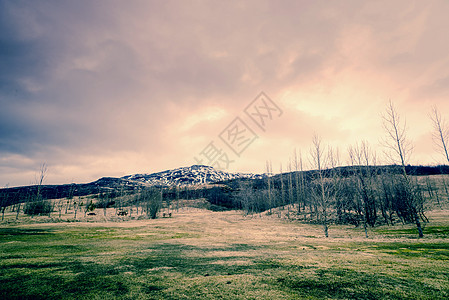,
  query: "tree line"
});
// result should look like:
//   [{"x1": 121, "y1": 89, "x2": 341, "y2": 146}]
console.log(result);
[{"x1": 233, "y1": 102, "x2": 449, "y2": 238}]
